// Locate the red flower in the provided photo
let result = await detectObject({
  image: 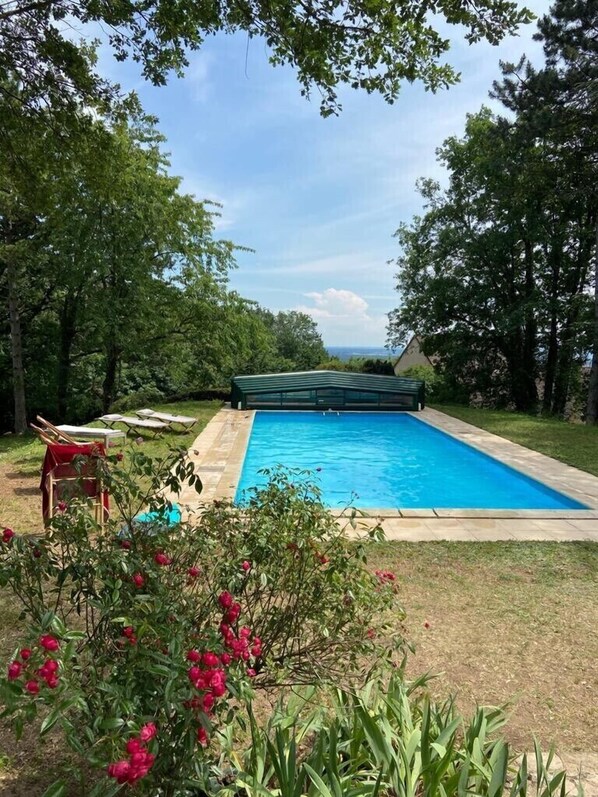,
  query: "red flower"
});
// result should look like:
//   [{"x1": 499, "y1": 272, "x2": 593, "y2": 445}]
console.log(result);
[
  {"x1": 202, "y1": 693, "x2": 215, "y2": 712},
  {"x1": 187, "y1": 566, "x2": 200, "y2": 579},
  {"x1": 120, "y1": 539, "x2": 131, "y2": 550},
  {"x1": 132, "y1": 573, "x2": 145, "y2": 588},
  {"x1": 246, "y1": 668, "x2": 256, "y2": 677},
  {"x1": 46, "y1": 675, "x2": 59, "y2": 689},
  {"x1": 202, "y1": 652, "x2": 219, "y2": 668},
  {"x1": 241, "y1": 560, "x2": 251, "y2": 572},
  {"x1": 2, "y1": 528, "x2": 15, "y2": 543},
  {"x1": 107, "y1": 760, "x2": 131, "y2": 784},
  {"x1": 139, "y1": 722, "x2": 157, "y2": 742},
  {"x1": 123, "y1": 626, "x2": 134, "y2": 638},
  {"x1": 188, "y1": 666, "x2": 201, "y2": 683},
  {"x1": 56, "y1": 501, "x2": 67, "y2": 513},
  {"x1": 40, "y1": 634, "x2": 59, "y2": 652},
  {"x1": 186, "y1": 650, "x2": 201, "y2": 663},
  {"x1": 116, "y1": 452, "x2": 124, "y2": 462},
  {"x1": 220, "y1": 653, "x2": 231, "y2": 666},
  {"x1": 197, "y1": 727, "x2": 208, "y2": 746},
  {"x1": 126, "y1": 738, "x2": 142, "y2": 755},
  {"x1": 25, "y1": 679, "x2": 39, "y2": 695},
  {"x1": 20, "y1": 648, "x2": 32, "y2": 661},
  {"x1": 154, "y1": 552, "x2": 171, "y2": 566},
  {"x1": 366, "y1": 628, "x2": 376, "y2": 639},
  {"x1": 7, "y1": 661, "x2": 22, "y2": 680},
  {"x1": 218, "y1": 591, "x2": 233, "y2": 609}
]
